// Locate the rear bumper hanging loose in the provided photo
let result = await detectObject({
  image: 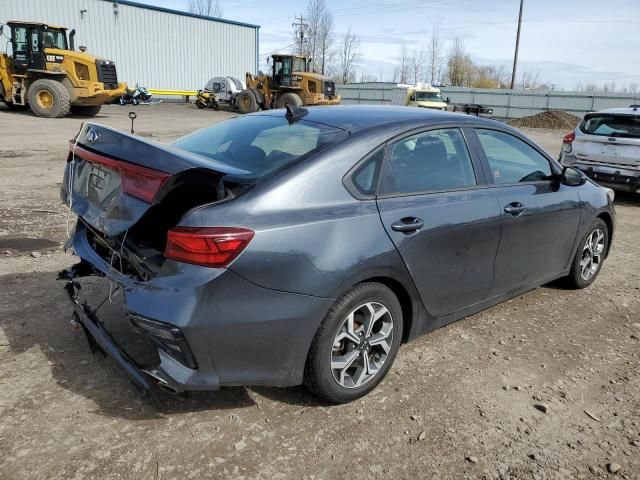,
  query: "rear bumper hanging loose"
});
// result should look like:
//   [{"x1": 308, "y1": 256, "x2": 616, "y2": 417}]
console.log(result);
[
  {"x1": 64, "y1": 278, "x2": 156, "y2": 391},
  {"x1": 63, "y1": 276, "x2": 199, "y2": 395}
]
